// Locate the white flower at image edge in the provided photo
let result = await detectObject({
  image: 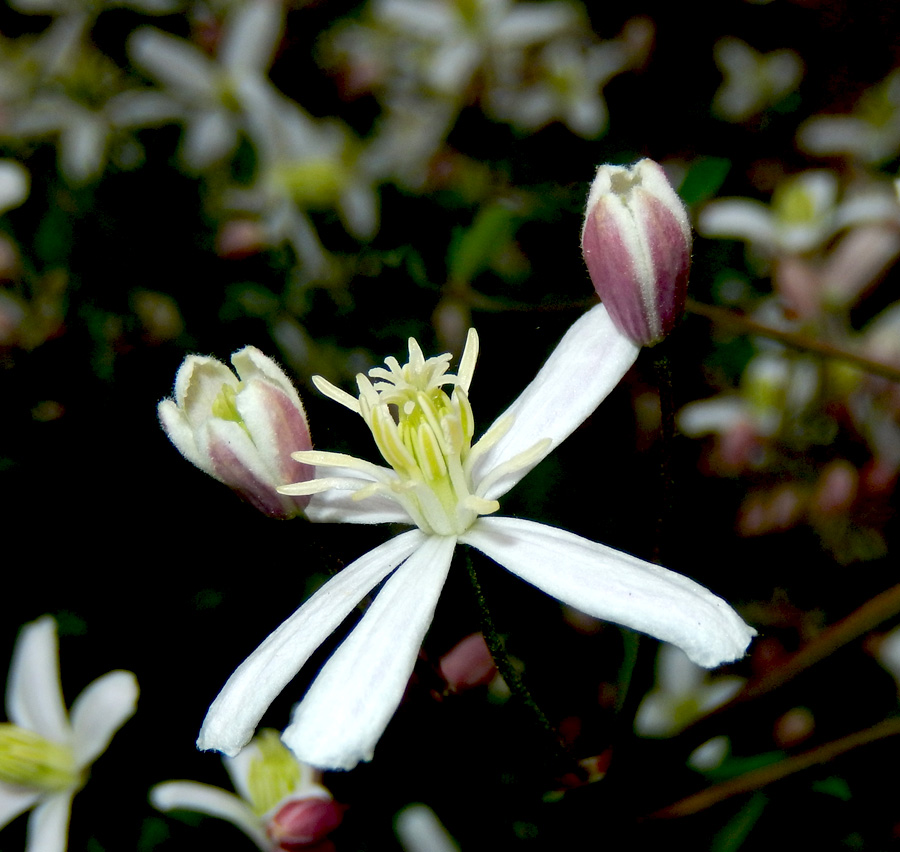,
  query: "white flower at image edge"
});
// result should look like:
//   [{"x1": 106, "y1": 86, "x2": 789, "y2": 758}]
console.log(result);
[
  {"x1": 198, "y1": 304, "x2": 756, "y2": 771},
  {"x1": 0, "y1": 617, "x2": 138, "y2": 852}
]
